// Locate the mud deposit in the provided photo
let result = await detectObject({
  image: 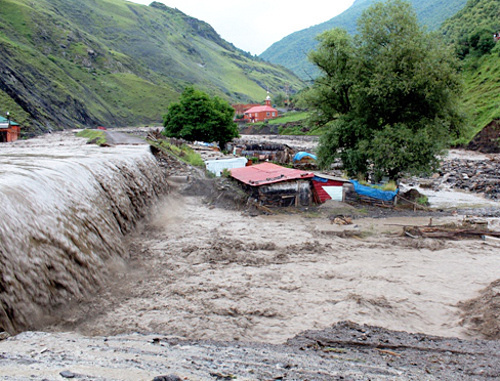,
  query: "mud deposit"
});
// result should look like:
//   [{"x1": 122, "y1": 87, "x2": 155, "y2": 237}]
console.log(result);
[{"x1": 2, "y1": 321, "x2": 500, "y2": 380}]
